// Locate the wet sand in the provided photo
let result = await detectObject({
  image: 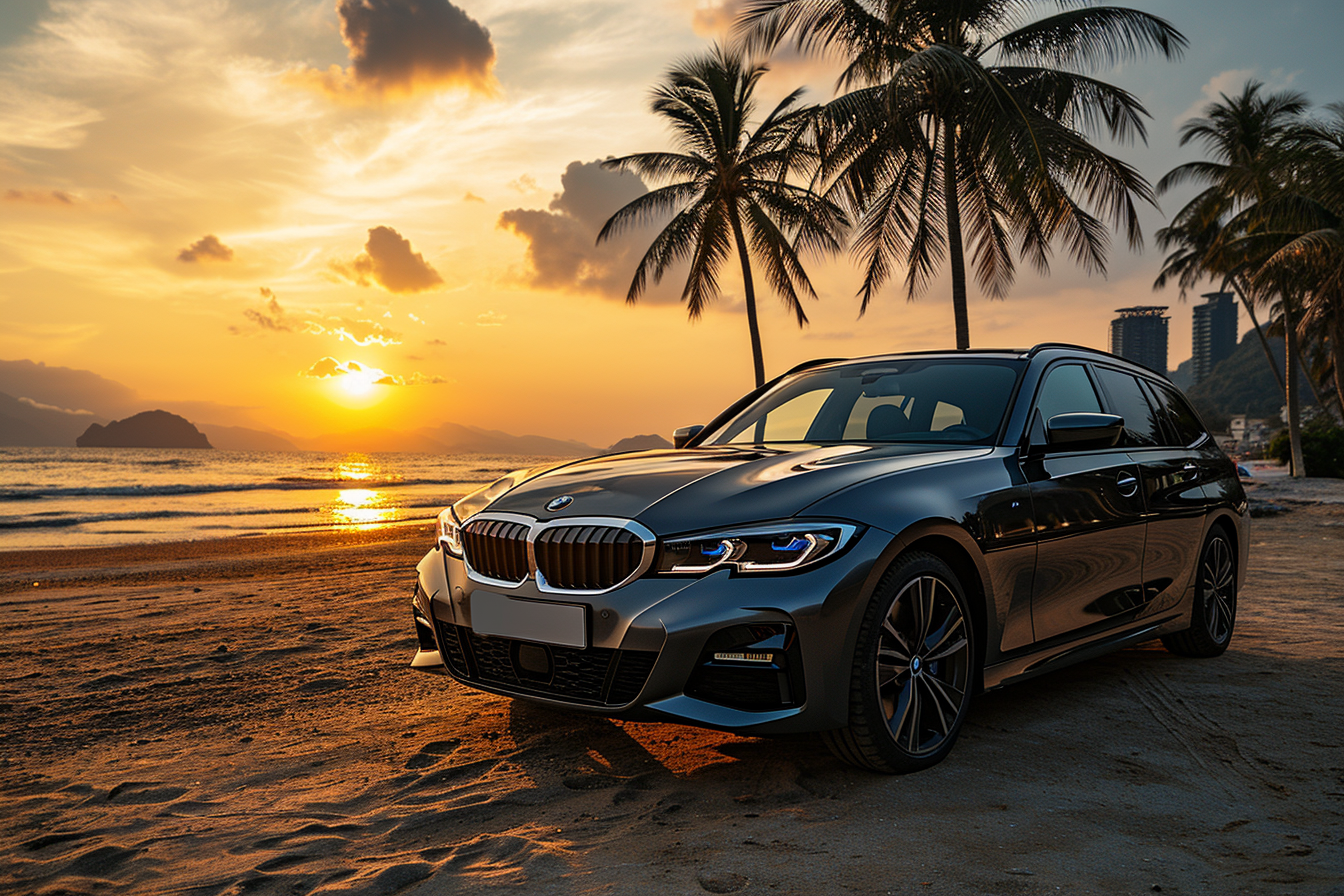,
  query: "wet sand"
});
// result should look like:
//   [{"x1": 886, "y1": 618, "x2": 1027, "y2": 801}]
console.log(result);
[{"x1": 1, "y1": 483, "x2": 1342, "y2": 895}]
